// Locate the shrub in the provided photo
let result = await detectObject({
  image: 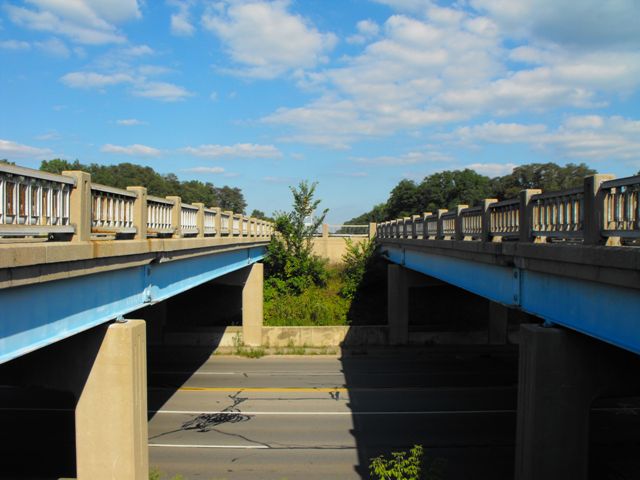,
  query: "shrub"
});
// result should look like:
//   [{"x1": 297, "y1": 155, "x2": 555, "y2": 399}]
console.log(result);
[
  {"x1": 369, "y1": 445, "x2": 424, "y2": 480},
  {"x1": 340, "y1": 237, "x2": 376, "y2": 299}
]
